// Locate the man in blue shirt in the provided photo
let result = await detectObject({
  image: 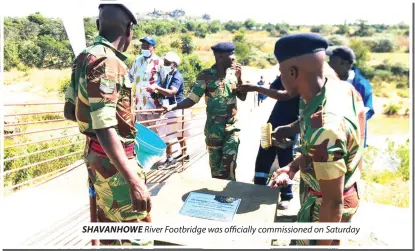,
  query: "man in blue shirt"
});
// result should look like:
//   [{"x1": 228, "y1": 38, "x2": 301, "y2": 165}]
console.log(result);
[
  {"x1": 239, "y1": 76, "x2": 299, "y2": 210},
  {"x1": 146, "y1": 52, "x2": 189, "y2": 168},
  {"x1": 327, "y1": 46, "x2": 375, "y2": 147}
]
